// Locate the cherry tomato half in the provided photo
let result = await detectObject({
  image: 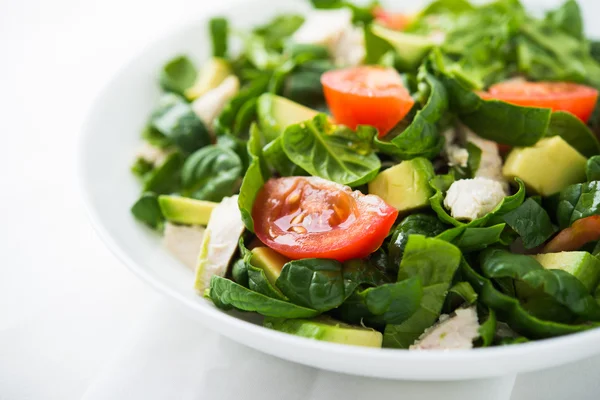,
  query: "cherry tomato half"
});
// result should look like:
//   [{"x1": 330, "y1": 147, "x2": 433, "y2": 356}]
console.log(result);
[
  {"x1": 373, "y1": 7, "x2": 412, "y2": 31},
  {"x1": 480, "y1": 80, "x2": 599, "y2": 123},
  {"x1": 544, "y1": 216, "x2": 600, "y2": 253},
  {"x1": 252, "y1": 177, "x2": 398, "y2": 262},
  {"x1": 321, "y1": 66, "x2": 415, "y2": 137}
]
